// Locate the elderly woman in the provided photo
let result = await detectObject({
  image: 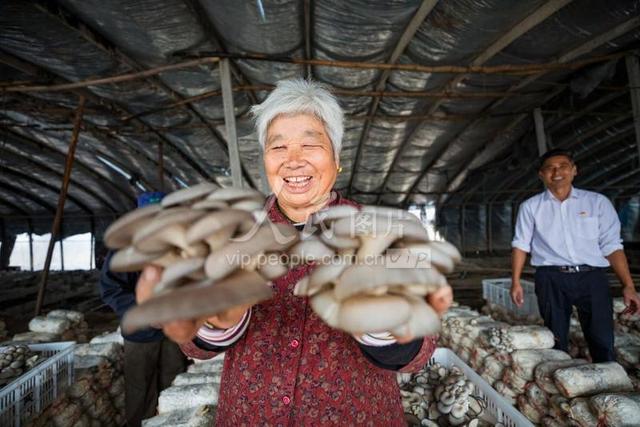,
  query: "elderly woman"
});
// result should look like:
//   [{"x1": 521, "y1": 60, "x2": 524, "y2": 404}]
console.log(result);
[{"x1": 136, "y1": 79, "x2": 447, "y2": 425}]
